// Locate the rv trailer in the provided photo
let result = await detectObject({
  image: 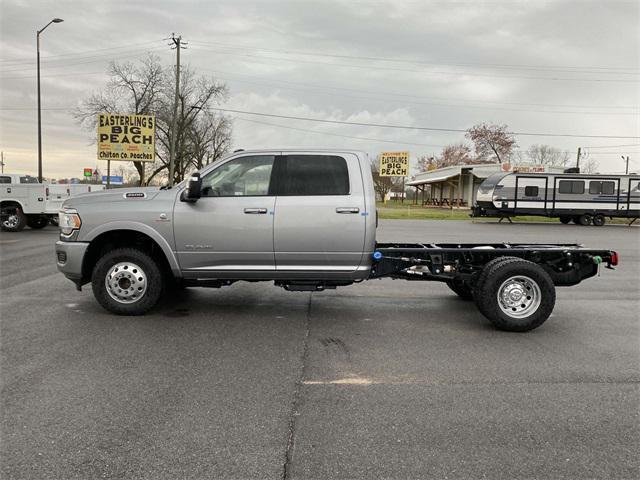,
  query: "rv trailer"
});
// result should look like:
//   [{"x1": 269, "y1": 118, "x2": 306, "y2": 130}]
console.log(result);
[{"x1": 473, "y1": 172, "x2": 640, "y2": 226}]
